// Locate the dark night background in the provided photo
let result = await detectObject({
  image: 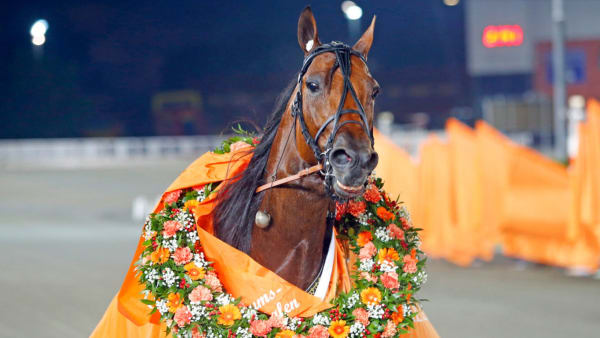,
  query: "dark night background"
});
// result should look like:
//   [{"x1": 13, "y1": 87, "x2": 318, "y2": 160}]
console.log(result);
[{"x1": 0, "y1": 1, "x2": 467, "y2": 138}]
